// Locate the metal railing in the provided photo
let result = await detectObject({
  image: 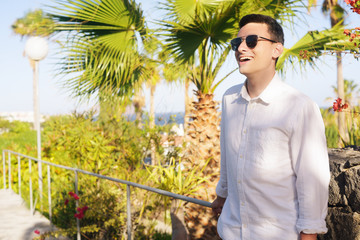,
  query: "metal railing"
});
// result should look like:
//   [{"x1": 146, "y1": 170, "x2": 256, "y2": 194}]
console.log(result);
[{"x1": 1, "y1": 149, "x2": 211, "y2": 240}]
